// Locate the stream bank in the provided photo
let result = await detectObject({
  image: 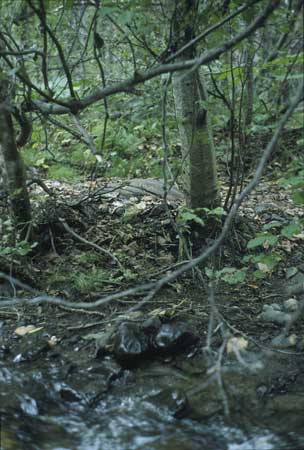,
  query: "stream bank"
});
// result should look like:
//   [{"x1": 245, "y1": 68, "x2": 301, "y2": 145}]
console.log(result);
[{"x1": 1, "y1": 175, "x2": 304, "y2": 449}]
